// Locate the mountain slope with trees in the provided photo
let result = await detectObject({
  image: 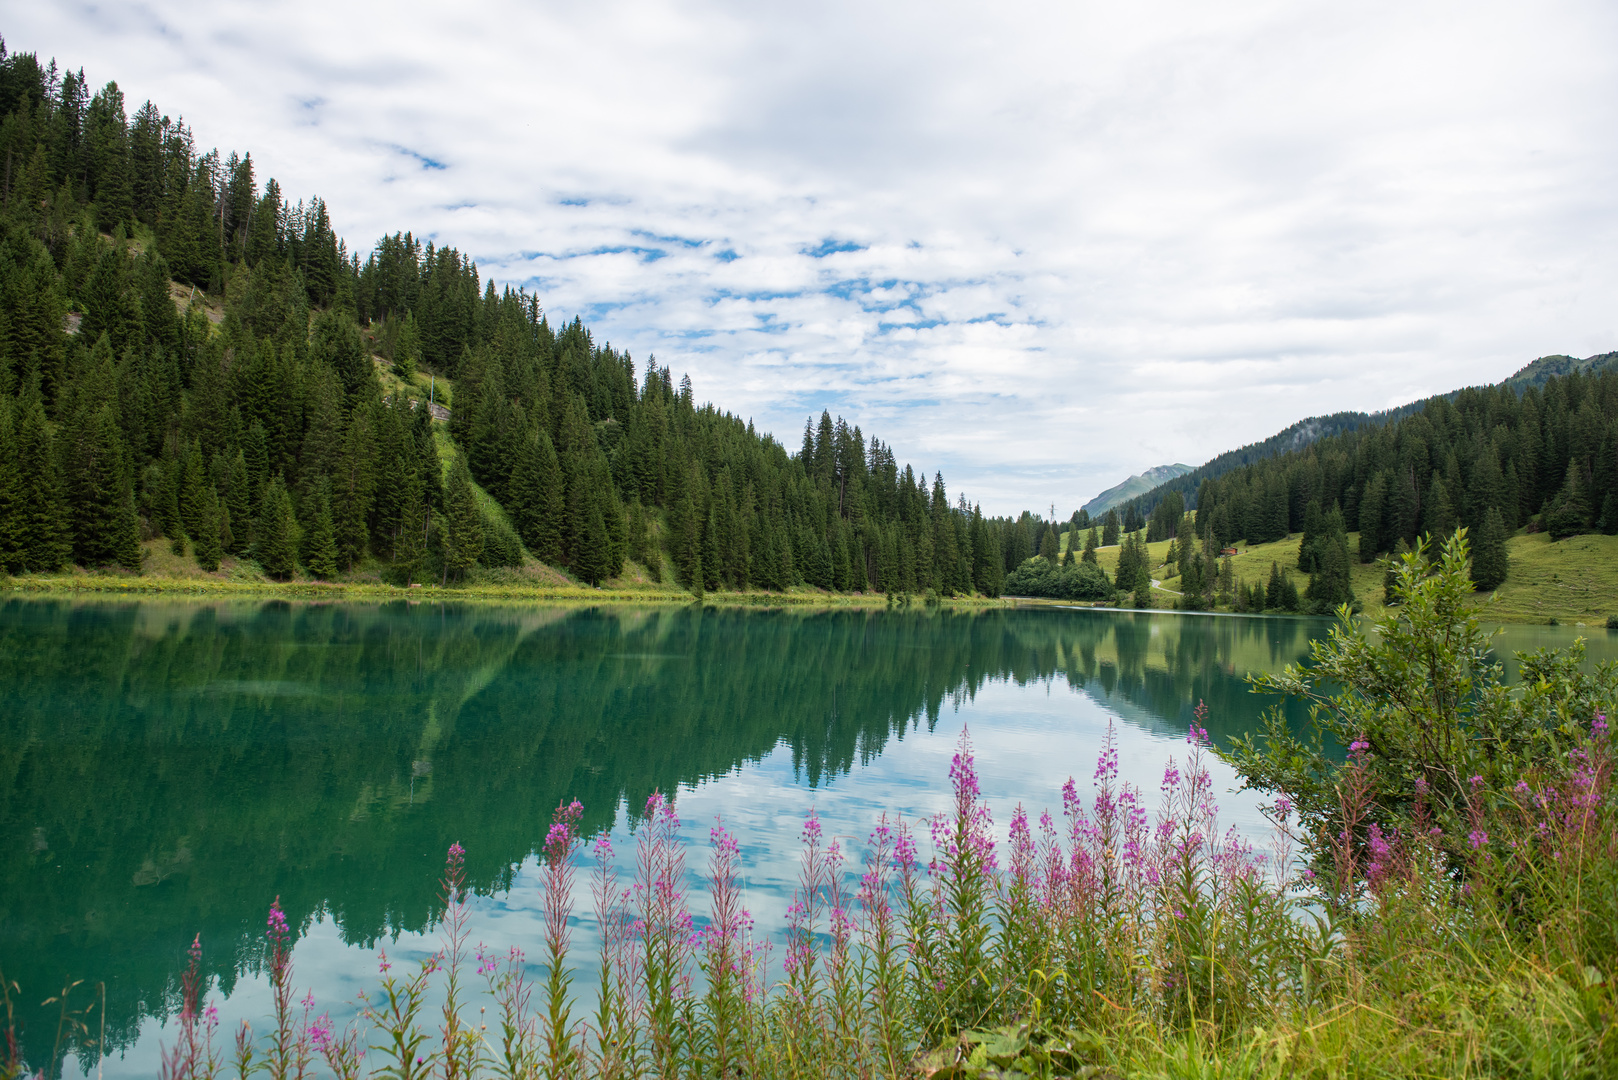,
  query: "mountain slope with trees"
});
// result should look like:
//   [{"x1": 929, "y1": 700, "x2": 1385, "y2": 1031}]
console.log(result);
[{"x1": 0, "y1": 37, "x2": 1040, "y2": 599}]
